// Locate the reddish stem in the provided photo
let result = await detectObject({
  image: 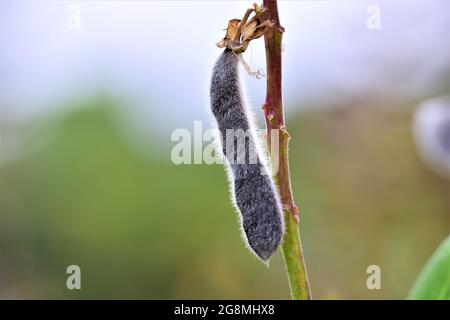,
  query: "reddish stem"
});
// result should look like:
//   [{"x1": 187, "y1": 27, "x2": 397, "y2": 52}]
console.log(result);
[{"x1": 262, "y1": 0, "x2": 312, "y2": 300}]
